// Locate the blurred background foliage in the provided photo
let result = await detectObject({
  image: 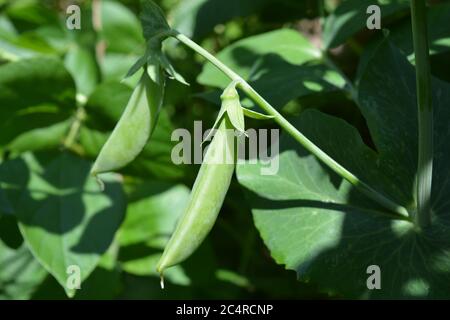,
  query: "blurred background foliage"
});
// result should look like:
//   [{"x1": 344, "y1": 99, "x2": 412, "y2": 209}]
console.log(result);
[{"x1": 0, "y1": 0, "x2": 449, "y2": 299}]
